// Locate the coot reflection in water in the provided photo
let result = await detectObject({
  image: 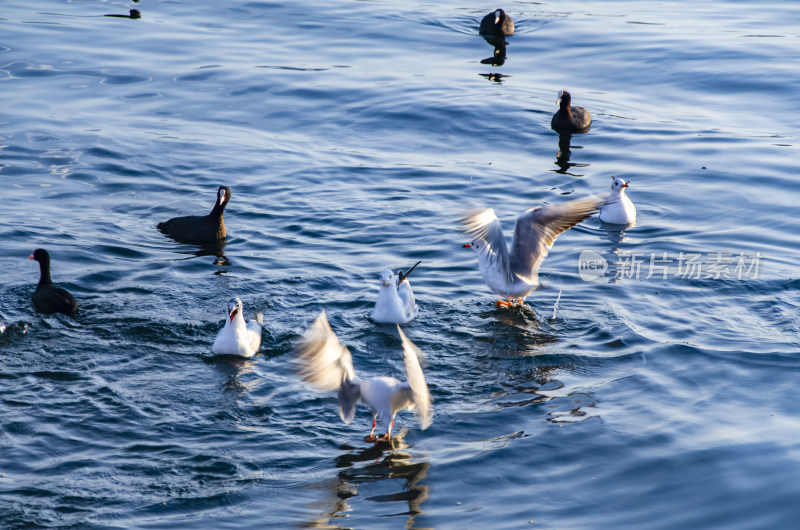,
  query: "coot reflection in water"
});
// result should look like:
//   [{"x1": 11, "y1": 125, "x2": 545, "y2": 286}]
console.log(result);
[
  {"x1": 553, "y1": 133, "x2": 591, "y2": 176},
  {"x1": 104, "y1": 9, "x2": 141, "y2": 19},
  {"x1": 479, "y1": 72, "x2": 510, "y2": 83},
  {"x1": 480, "y1": 39, "x2": 507, "y2": 67},
  {"x1": 163, "y1": 239, "x2": 231, "y2": 273}
]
